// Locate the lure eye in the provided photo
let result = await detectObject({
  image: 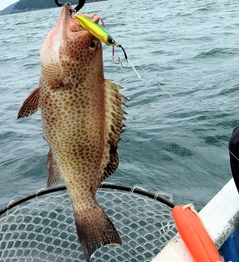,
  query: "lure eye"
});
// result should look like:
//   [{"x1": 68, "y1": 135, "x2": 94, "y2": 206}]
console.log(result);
[
  {"x1": 89, "y1": 40, "x2": 98, "y2": 51},
  {"x1": 108, "y1": 37, "x2": 115, "y2": 46}
]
